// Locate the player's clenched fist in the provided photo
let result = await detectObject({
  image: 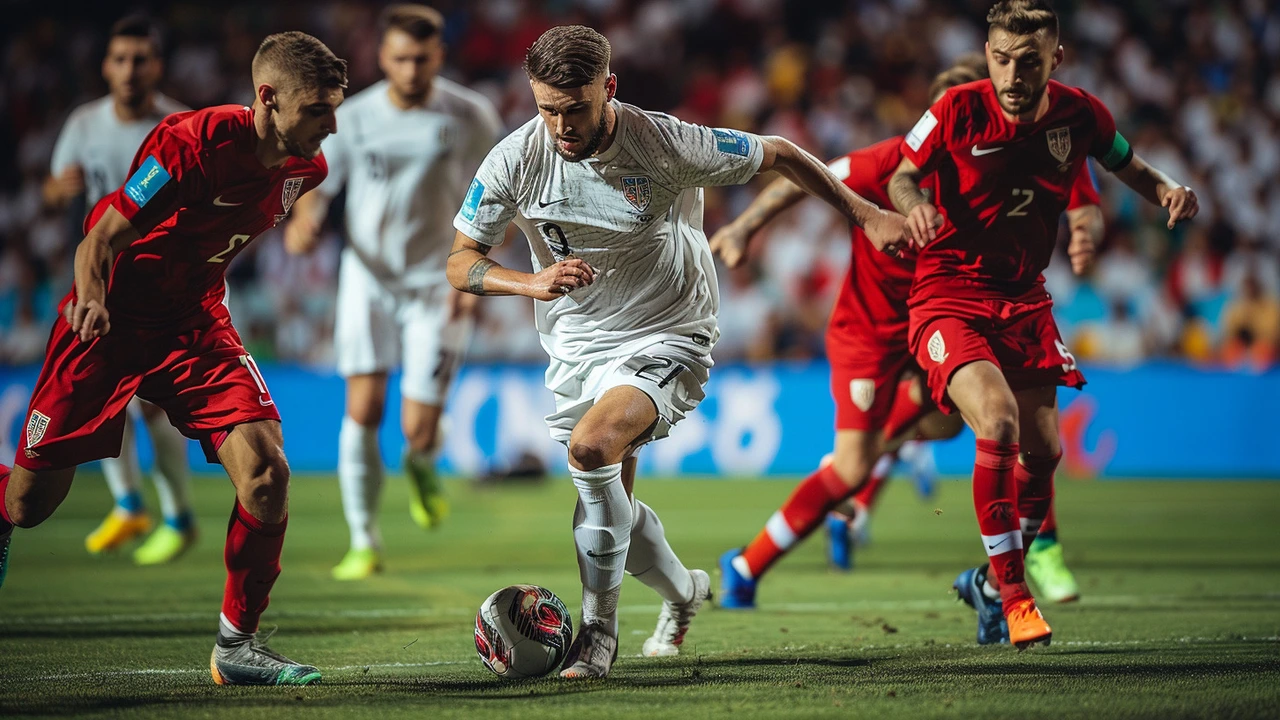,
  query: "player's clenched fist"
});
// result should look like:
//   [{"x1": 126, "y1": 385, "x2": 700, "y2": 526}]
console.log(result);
[
  {"x1": 864, "y1": 209, "x2": 913, "y2": 256},
  {"x1": 527, "y1": 258, "x2": 596, "y2": 301},
  {"x1": 709, "y1": 223, "x2": 750, "y2": 269},
  {"x1": 65, "y1": 297, "x2": 111, "y2": 342},
  {"x1": 904, "y1": 203, "x2": 943, "y2": 248},
  {"x1": 1161, "y1": 185, "x2": 1198, "y2": 229}
]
